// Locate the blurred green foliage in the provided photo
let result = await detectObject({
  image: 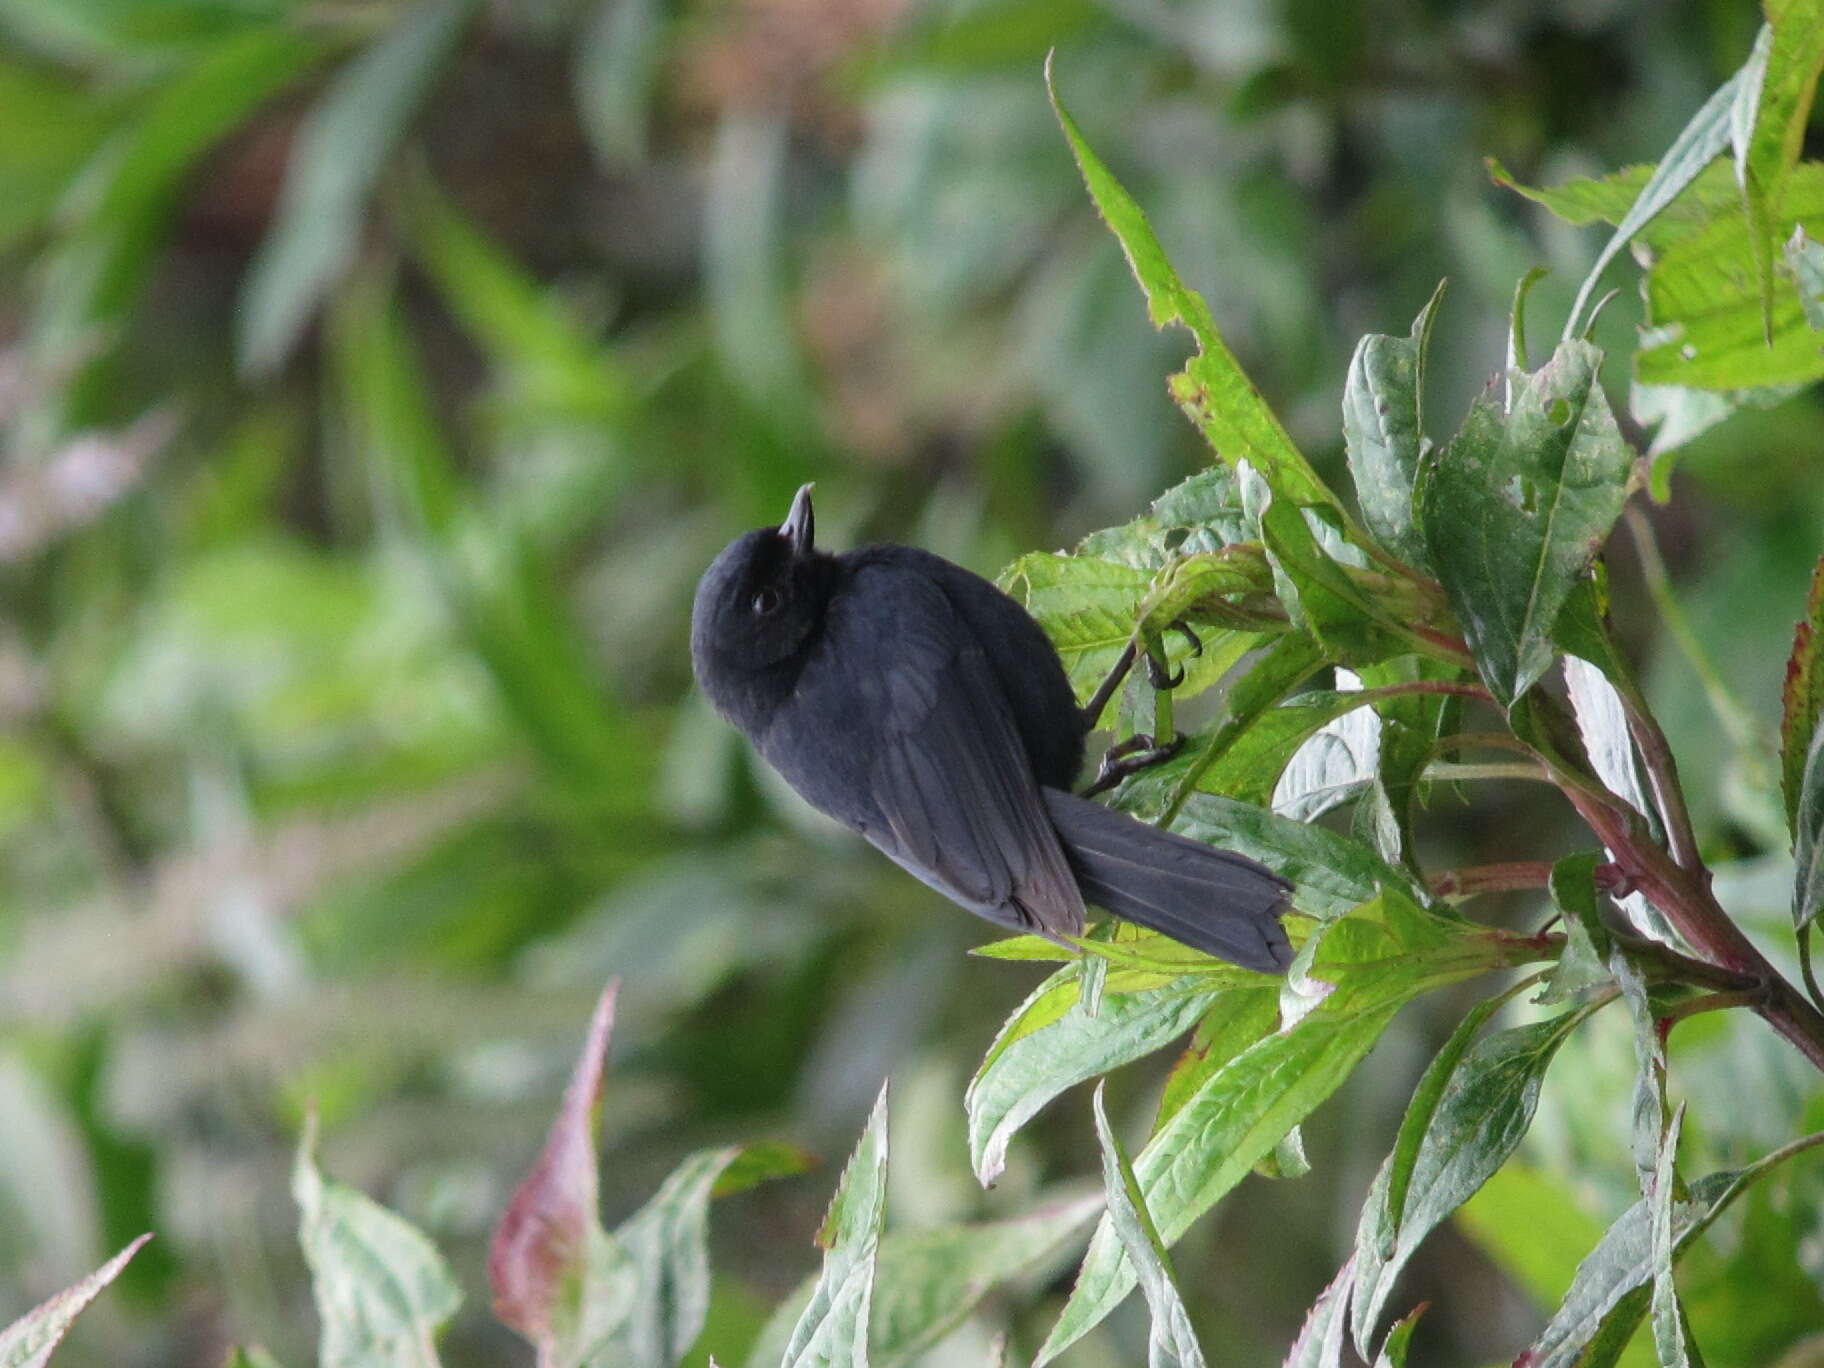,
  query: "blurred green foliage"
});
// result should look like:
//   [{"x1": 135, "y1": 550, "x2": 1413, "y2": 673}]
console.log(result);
[{"x1": 3, "y1": 0, "x2": 1824, "y2": 1365}]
